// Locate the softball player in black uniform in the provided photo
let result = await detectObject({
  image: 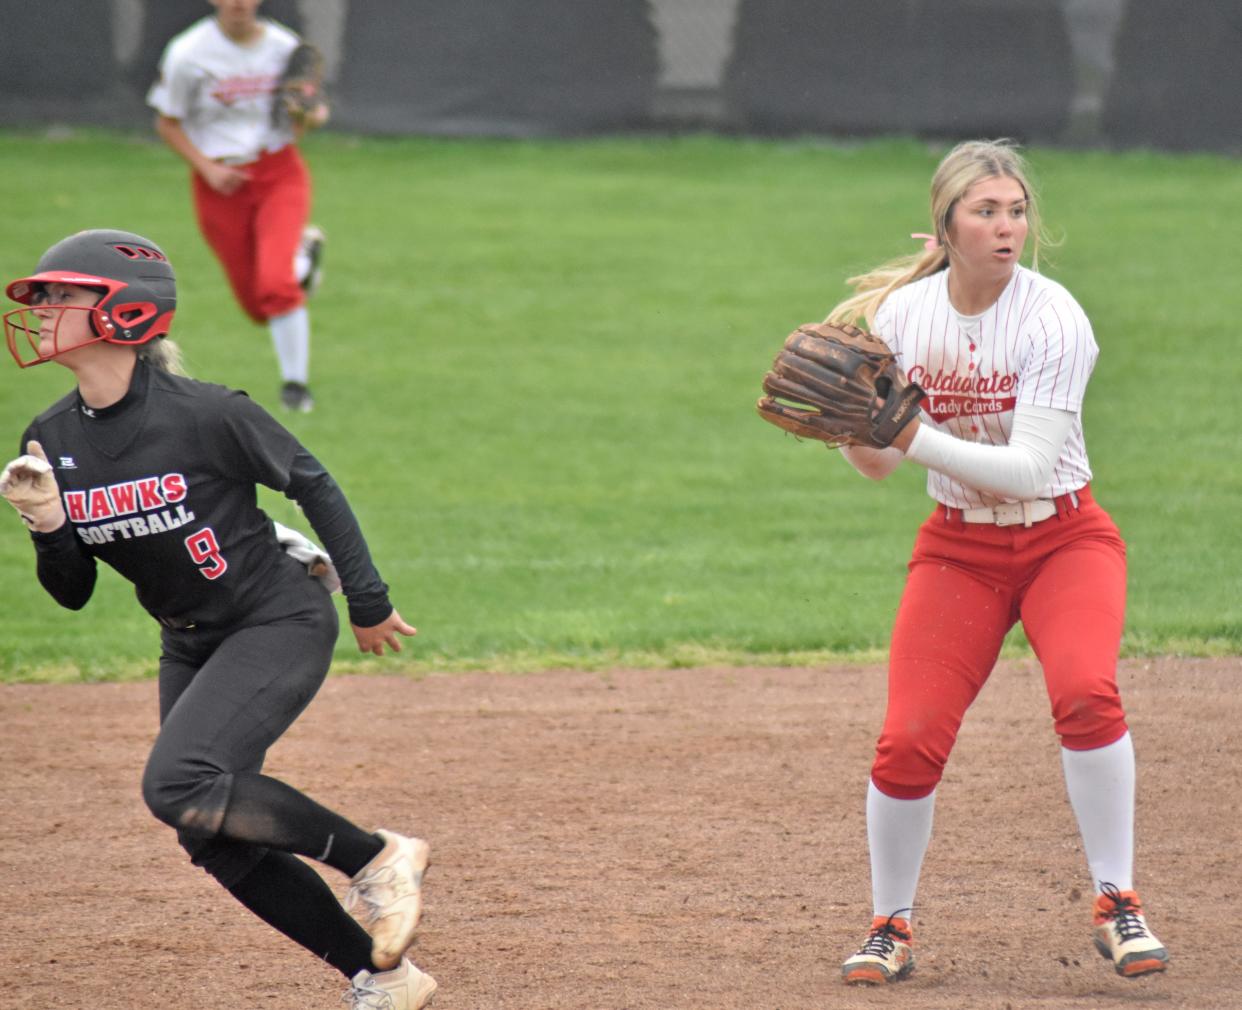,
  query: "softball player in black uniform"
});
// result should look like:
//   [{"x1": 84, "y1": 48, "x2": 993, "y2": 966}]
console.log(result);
[{"x1": 1, "y1": 230, "x2": 436, "y2": 1010}]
